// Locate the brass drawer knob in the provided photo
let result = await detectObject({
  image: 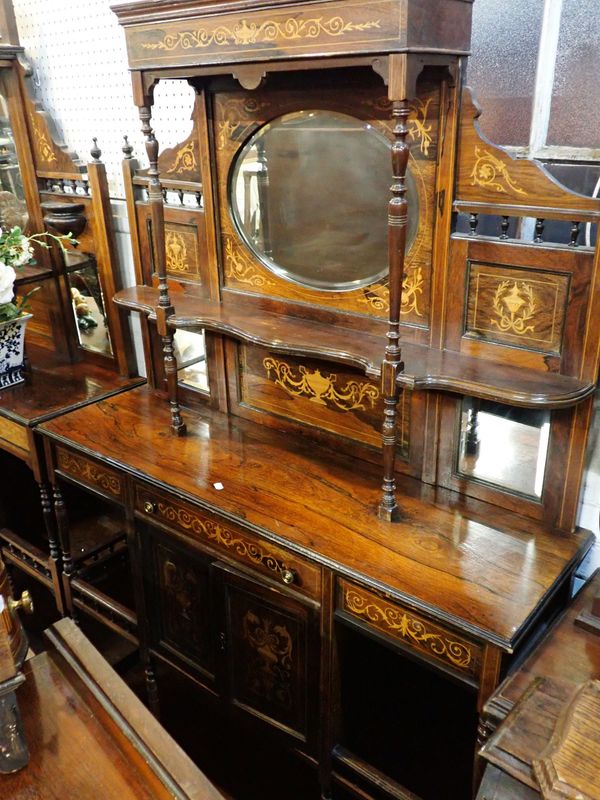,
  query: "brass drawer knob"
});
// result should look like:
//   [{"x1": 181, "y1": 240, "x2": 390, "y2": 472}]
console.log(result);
[
  {"x1": 281, "y1": 568, "x2": 296, "y2": 585},
  {"x1": 144, "y1": 501, "x2": 157, "y2": 514},
  {"x1": 8, "y1": 590, "x2": 34, "y2": 616}
]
